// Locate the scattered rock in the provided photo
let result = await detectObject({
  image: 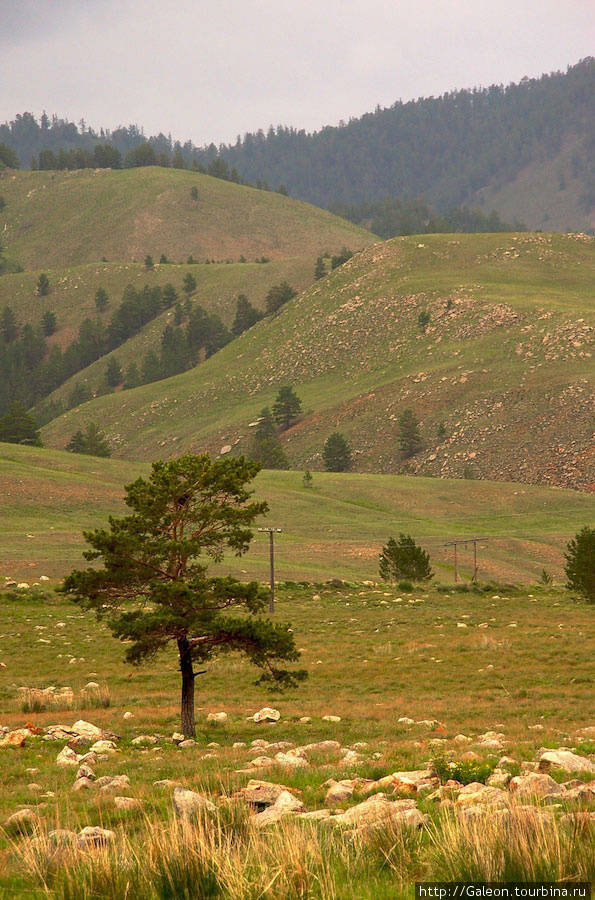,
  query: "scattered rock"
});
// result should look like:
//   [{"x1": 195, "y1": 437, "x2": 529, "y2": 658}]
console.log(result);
[
  {"x1": 0, "y1": 729, "x2": 29, "y2": 748},
  {"x1": 333, "y1": 794, "x2": 425, "y2": 829},
  {"x1": 206, "y1": 712, "x2": 228, "y2": 723},
  {"x1": 131, "y1": 735, "x2": 158, "y2": 747},
  {"x1": 4, "y1": 808, "x2": 39, "y2": 833},
  {"x1": 72, "y1": 777, "x2": 94, "y2": 792},
  {"x1": 322, "y1": 715, "x2": 341, "y2": 723},
  {"x1": 97, "y1": 775, "x2": 131, "y2": 792},
  {"x1": 537, "y1": 750, "x2": 595, "y2": 776},
  {"x1": 325, "y1": 781, "x2": 355, "y2": 806},
  {"x1": 114, "y1": 796, "x2": 142, "y2": 811},
  {"x1": 237, "y1": 779, "x2": 301, "y2": 808},
  {"x1": 253, "y1": 708, "x2": 281, "y2": 724},
  {"x1": 173, "y1": 786, "x2": 217, "y2": 818},
  {"x1": 78, "y1": 826, "x2": 115, "y2": 848},
  {"x1": 509, "y1": 773, "x2": 564, "y2": 799},
  {"x1": 252, "y1": 790, "x2": 306, "y2": 825},
  {"x1": 56, "y1": 746, "x2": 82, "y2": 767}
]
